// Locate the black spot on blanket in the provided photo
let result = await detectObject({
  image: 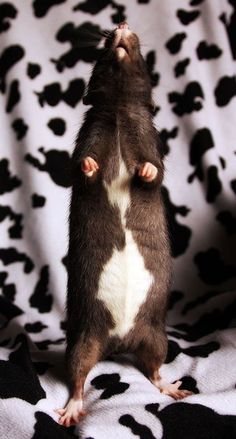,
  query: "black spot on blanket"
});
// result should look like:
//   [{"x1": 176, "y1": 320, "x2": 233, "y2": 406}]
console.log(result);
[
  {"x1": 145, "y1": 402, "x2": 236, "y2": 439},
  {"x1": 189, "y1": 0, "x2": 205, "y2": 5},
  {"x1": 179, "y1": 376, "x2": 199, "y2": 394},
  {"x1": 0, "y1": 2, "x2": 17, "y2": 33},
  {"x1": 73, "y1": 0, "x2": 126, "y2": 24},
  {"x1": 32, "y1": 411, "x2": 77, "y2": 438},
  {"x1": 219, "y1": 156, "x2": 226, "y2": 169},
  {"x1": 0, "y1": 159, "x2": 21, "y2": 195},
  {"x1": 216, "y1": 211, "x2": 236, "y2": 235},
  {"x1": 206, "y1": 165, "x2": 222, "y2": 203},
  {"x1": 35, "y1": 79, "x2": 85, "y2": 108},
  {"x1": 34, "y1": 338, "x2": 65, "y2": 350},
  {"x1": 170, "y1": 299, "x2": 236, "y2": 341},
  {"x1": 110, "y1": 3, "x2": 126, "y2": 25},
  {"x1": 0, "y1": 271, "x2": 8, "y2": 287},
  {"x1": 73, "y1": 0, "x2": 110, "y2": 14},
  {"x1": 29, "y1": 266, "x2": 53, "y2": 313},
  {"x1": 145, "y1": 50, "x2": 160, "y2": 87},
  {"x1": 161, "y1": 187, "x2": 191, "y2": 257},
  {"x1": 91, "y1": 373, "x2": 129, "y2": 399},
  {"x1": 6, "y1": 79, "x2": 20, "y2": 113},
  {"x1": 196, "y1": 41, "x2": 222, "y2": 60},
  {"x1": 168, "y1": 290, "x2": 184, "y2": 310},
  {"x1": 159, "y1": 127, "x2": 178, "y2": 156},
  {"x1": 25, "y1": 147, "x2": 71, "y2": 187},
  {"x1": 32, "y1": 0, "x2": 66, "y2": 18},
  {"x1": 0, "y1": 204, "x2": 23, "y2": 238},
  {"x1": 215, "y1": 76, "x2": 236, "y2": 107},
  {"x1": 0, "y1": 295, "x2": 22, "y2": 328},
  {"x1": 168, "y1": 81, "x2": 204, "y2": 116},
  {"x1": 119, "y1": 414, "x2": 156, "y2": 439},
  {"x1": 0, "y1": 336, "x2": 46, "y2": 404},
  {"x1": 0, "y1": 45, "x2": 25, "y2": 93},
  {"x1": 27, "y1": 62, "x2": 41, "y2": 79},
  {"x1": 188, "y1": 127, "x2": 215, "y2": 183},
  {"x1": 0, "y1": 247, "x2": 34, "y2": 273},
  {"x1": 12, "y1": 118, "x2": 28, "y2": 140},
  {"x1": 220, "y1": 1, "x2": 236, "y2": 60},
  {"x1": 177, "y1": 9, "x2": 200, "y2": 25},
  {"x1": 194, "y1": 248, "x2": 236, "y2": 285},
  {"x1": 25, "y1": 321, "x2": 48, "y2": 333},
  {"x1": 166, "y1": 339, "x2": 220, "y2": 363},
  {"x1": 51, "y1": 22, "x2": 103, "y2": 72},
  {"x1": 174, "y1": 58, "x2": 190, "y2": 77},
  {"x1": 165, "y1": 33, "x2": 187, "y2": 54},
  {"x1": 32, "y1": 194, "x2": 46, "y2": 208},
  {"x1": 48, "y1": 118, "x2": 66, "y2": 136},
  {"x1": 33, "y1": 362, "x2": 51, "y2": 375},
  {"x1": 0, "y1": 271, "x2": 16, "y2": 301},
  {"x1": 182, "y1": 290, "x2": 225, "y2": 315},
  {"x1": 2, "y1": 284, "x2": 16, "y2": 302}
]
